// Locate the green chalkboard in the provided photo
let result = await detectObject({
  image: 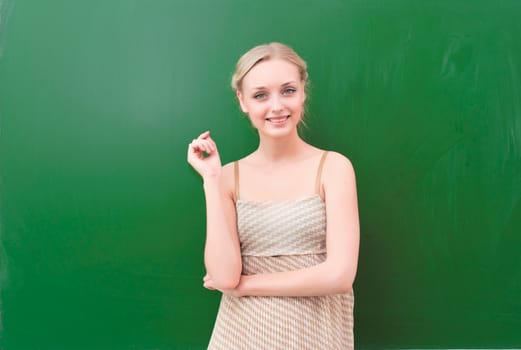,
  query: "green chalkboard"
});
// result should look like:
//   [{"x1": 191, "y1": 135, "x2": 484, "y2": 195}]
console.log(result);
[{"x1": 1, "y1": 0, "x2": 520, "y2": 349}]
